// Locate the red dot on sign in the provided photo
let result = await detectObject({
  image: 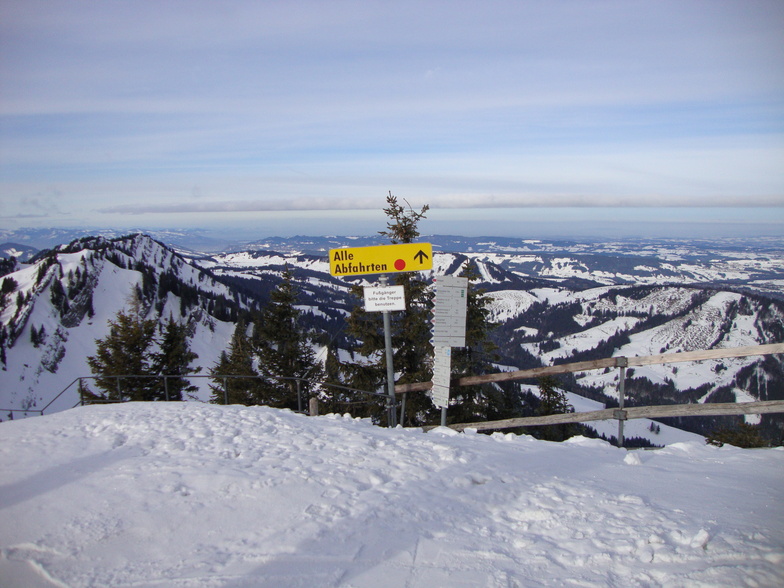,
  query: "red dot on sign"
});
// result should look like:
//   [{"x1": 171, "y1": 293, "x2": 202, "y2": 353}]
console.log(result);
[{"x1": 394, "y1": 259, "x2": 406, "y2": 271}]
